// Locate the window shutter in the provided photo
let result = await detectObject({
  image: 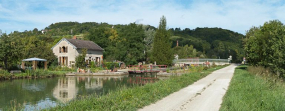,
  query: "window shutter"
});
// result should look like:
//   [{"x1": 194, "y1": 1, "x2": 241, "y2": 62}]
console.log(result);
[
  {"x1": 59, "y1": 57, "x2": 61, "y2": 65},
  {"x1": 66, "y1": 46, "x2": 68, "y2": 53},
  {"x1": 66, "y1": 57, "x2": 68, "y2": 66},
  {"x1": 59, "y1": 47, "x2": 61, "y2": 53}
]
